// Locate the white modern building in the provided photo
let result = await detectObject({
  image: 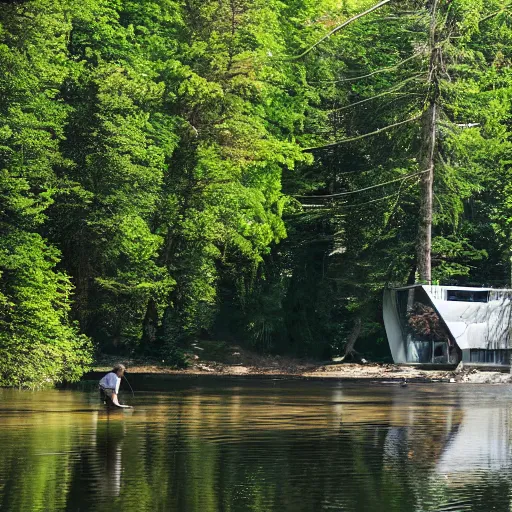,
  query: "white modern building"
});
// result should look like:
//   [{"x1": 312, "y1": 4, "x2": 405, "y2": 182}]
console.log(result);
[{"x1": 383, "y1": 285, "x2": 512, "y2": 366}]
